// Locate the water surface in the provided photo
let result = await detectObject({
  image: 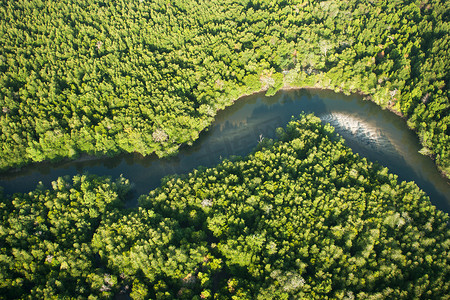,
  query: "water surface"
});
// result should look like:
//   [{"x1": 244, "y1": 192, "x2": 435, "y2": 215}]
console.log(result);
[{"x1": 1, "y1": 89, "x2": 449, "y2": 213}]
